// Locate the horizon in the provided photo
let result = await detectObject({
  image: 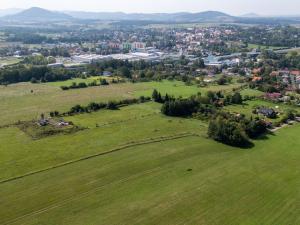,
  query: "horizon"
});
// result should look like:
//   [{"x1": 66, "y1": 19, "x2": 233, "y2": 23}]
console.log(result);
[
  {"x1": 1, "y1": 0, "x2": 300, "y2": 16},
  {"x1": 1, "y1": 6, "x2": 300, "y2": 17}
]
